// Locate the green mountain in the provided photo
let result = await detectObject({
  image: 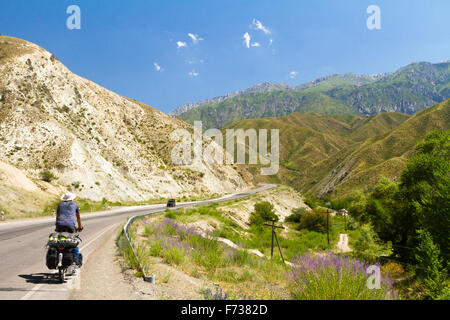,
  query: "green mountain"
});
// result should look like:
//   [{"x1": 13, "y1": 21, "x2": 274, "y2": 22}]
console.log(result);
[
  {"x1": 226, "y1": 98, "x2": 450, "y2": 198},
  {"x1": 177, "y1": 61, "x2": 450, "y2": 129},
  {"x1": 179, "y1": 90, "x2": 358, "y2": 130},
  {"x1": 328, "y1": 61, "x2": 450, "y2": 115}
]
